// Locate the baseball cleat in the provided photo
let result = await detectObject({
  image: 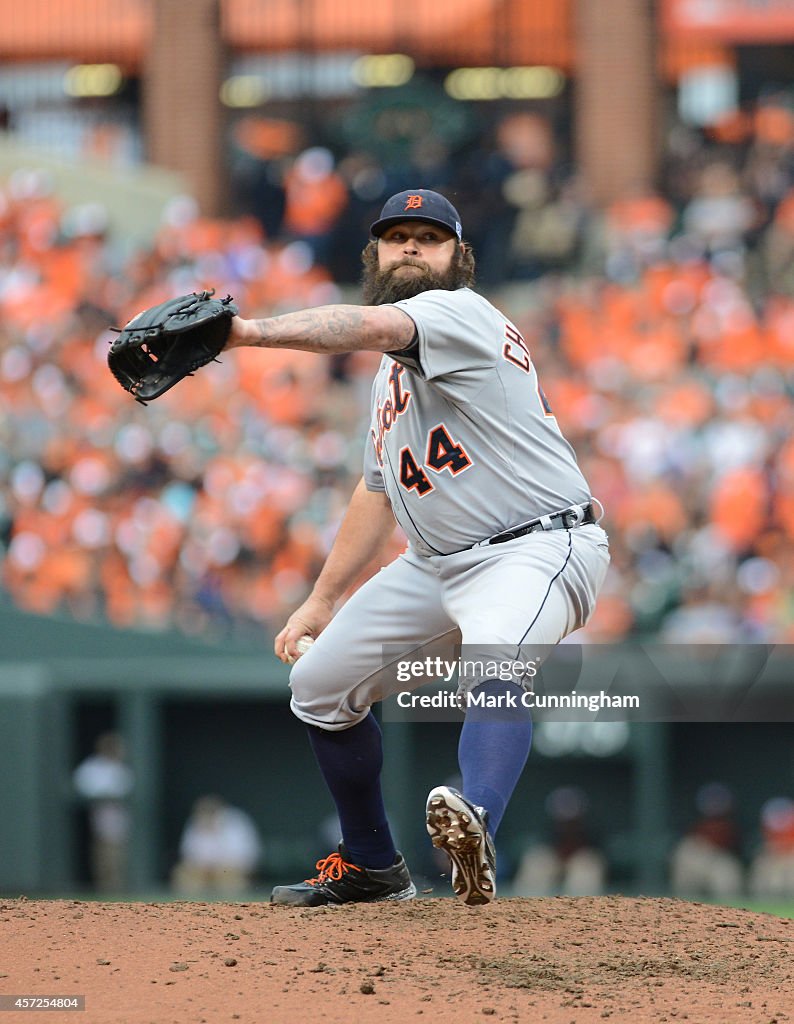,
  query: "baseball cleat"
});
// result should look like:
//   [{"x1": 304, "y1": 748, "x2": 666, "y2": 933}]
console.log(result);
[
  {"x1": 270, "y1": 844, "x2": 416, "y2": 907},
  {"x1": 426, "y1": 785, "x2": 496, "y2": 906}
]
